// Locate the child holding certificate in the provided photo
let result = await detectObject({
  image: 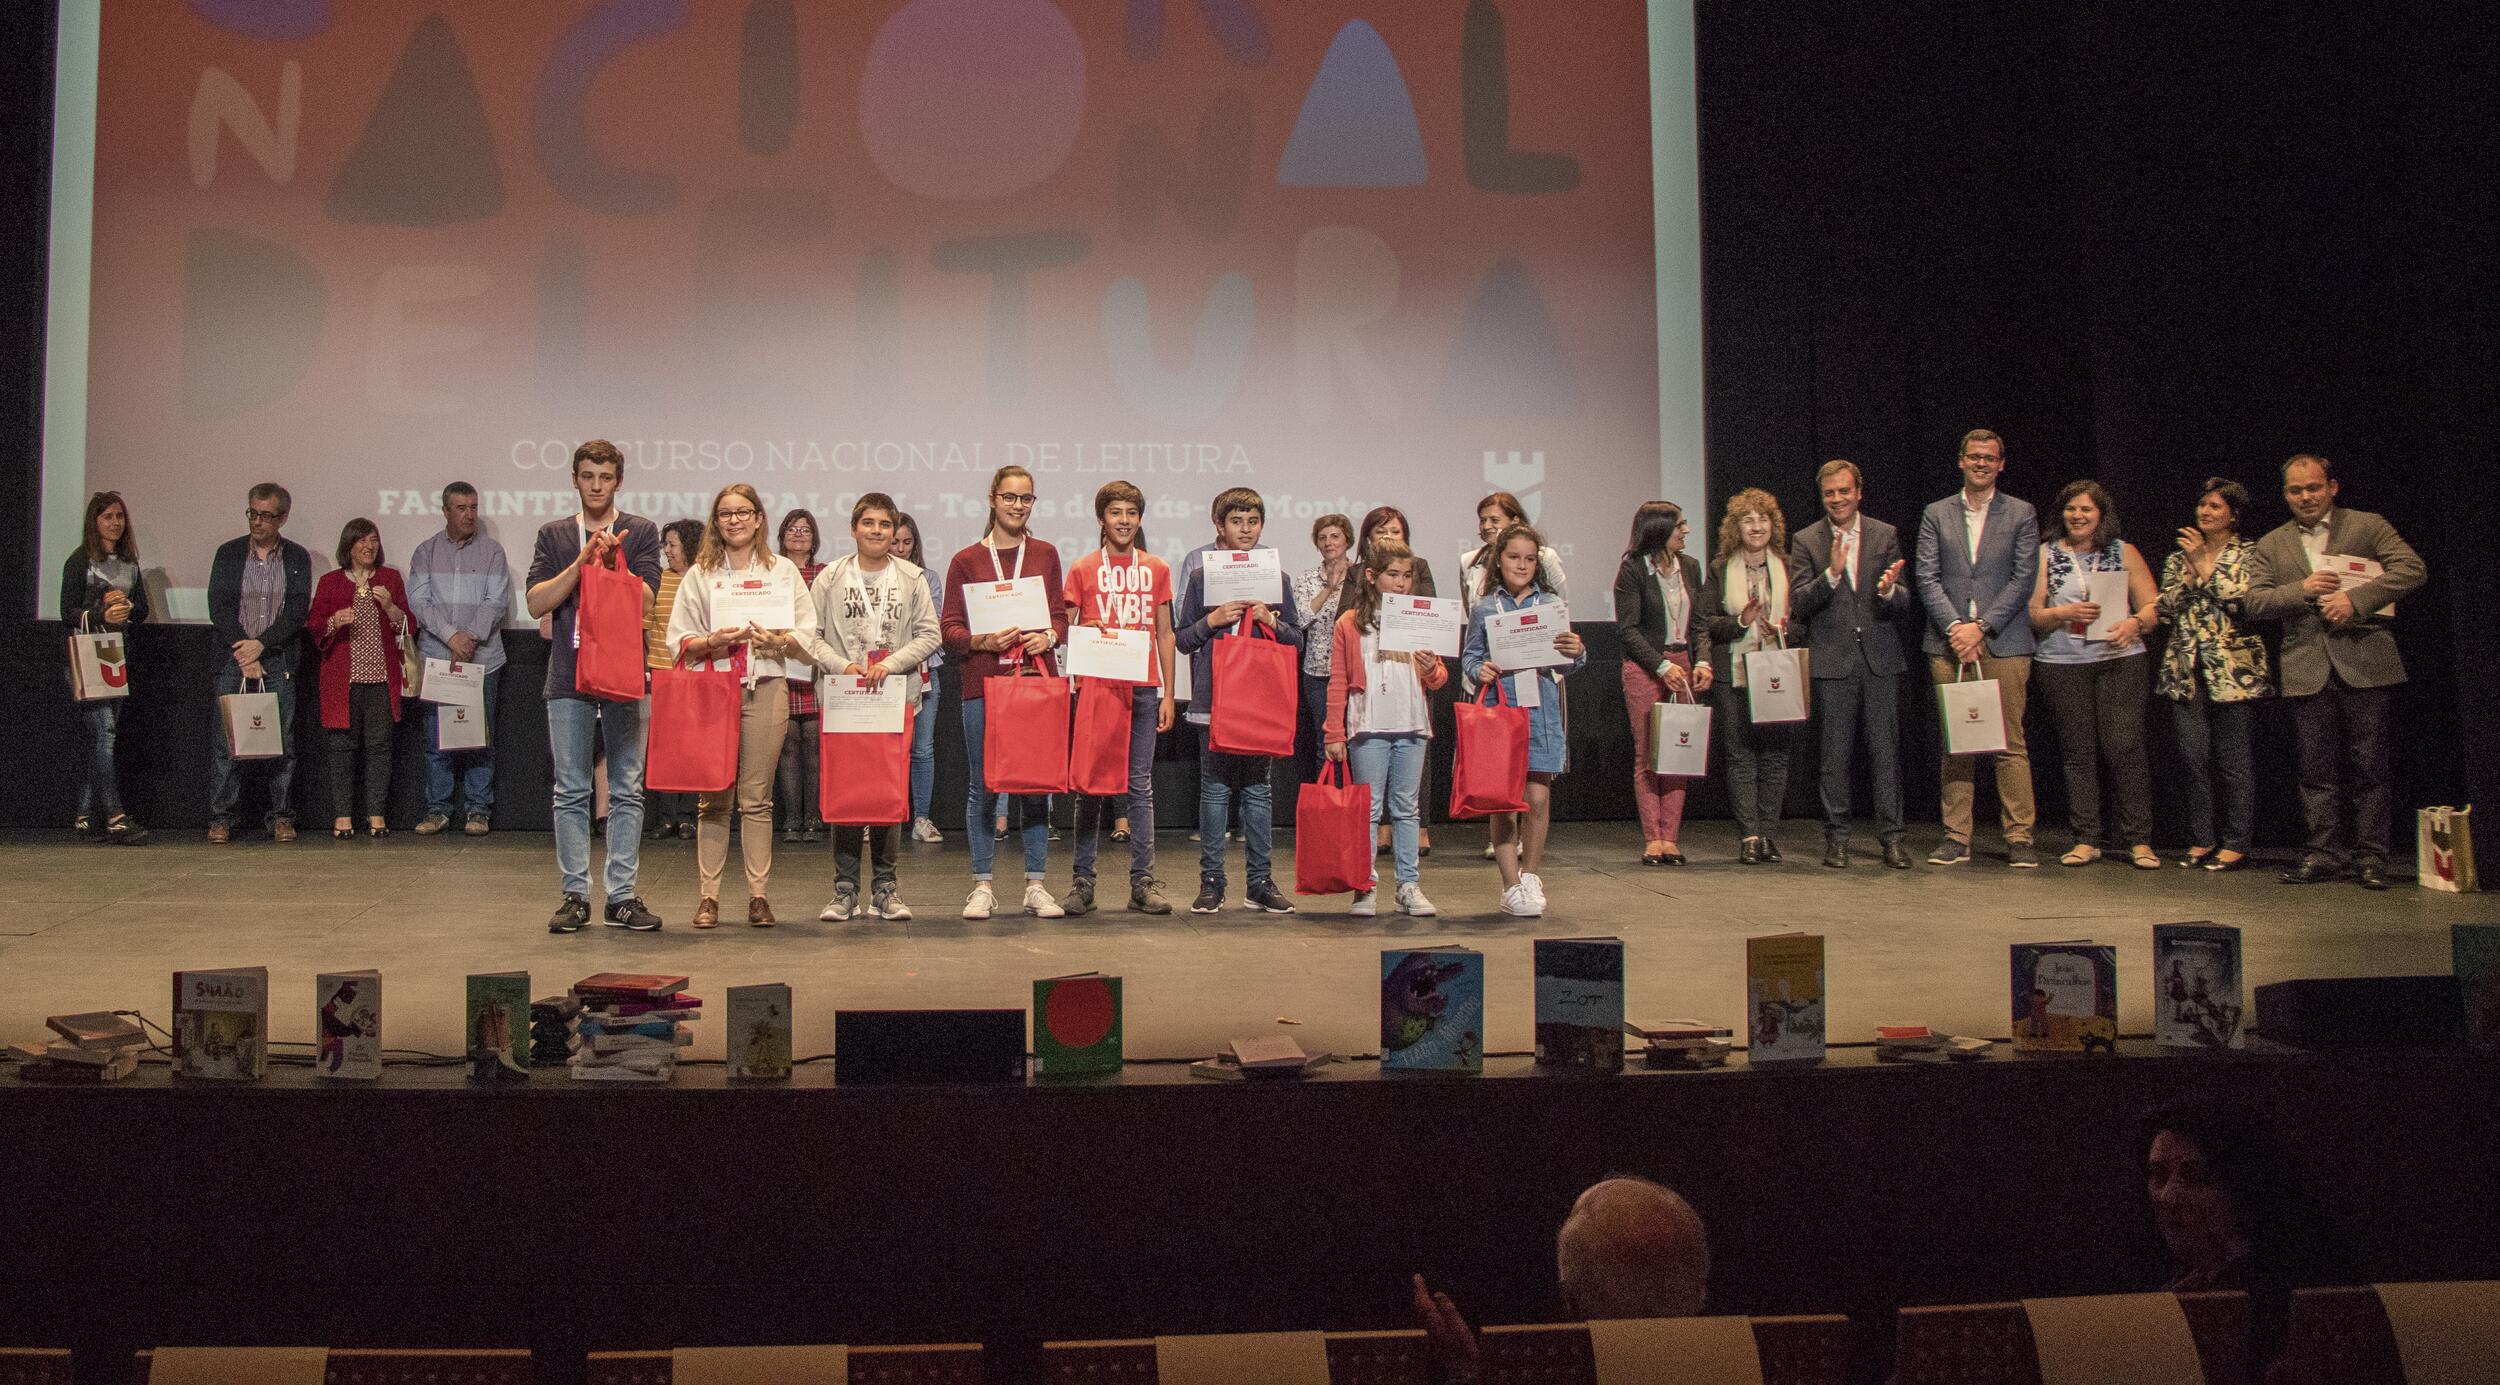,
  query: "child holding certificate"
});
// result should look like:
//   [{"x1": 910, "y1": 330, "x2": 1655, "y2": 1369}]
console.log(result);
[
  {"x1": 1175, "y1": 486, "x2": 1304, "y2": 915},
  {"x1": 1461, "y1": 524, "x2": 1587, "y2": 917},
  {"x1": 1324, "y1": 542, "x2": 1448, "y2": 917},
  {"x1": 1060, "y1": 481, "x2": 1178, "y2": 916},
  {"x1": 938, "y1": 465, "x2": 1069, "y2": 920}
]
